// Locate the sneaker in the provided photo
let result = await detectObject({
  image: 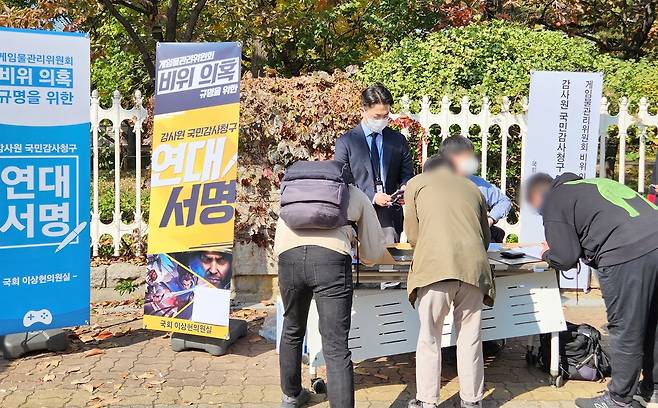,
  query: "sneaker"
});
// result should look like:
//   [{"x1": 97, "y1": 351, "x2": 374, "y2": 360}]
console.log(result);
[
  {"x1": 281, "y1": 388, "x2": 311, "y2": 408},
  {"x1": 461, "y1": 400, "x2": 483, "y2": 408},
  {"x1": 634, "y1": 384, "x2": 652, "y2": 407},
  {"x1": 407, "y1": 399, "x2": 438, "y2": 408},
  {"x1": 575, "y1": 393, "x2": 637, "y2": 408},
  {"x1": 646, "y1": 389, "x2": 658, "y2": 407},
  {"x1": 634, "y1": 382, "x2": 658, "y2": 407}
]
